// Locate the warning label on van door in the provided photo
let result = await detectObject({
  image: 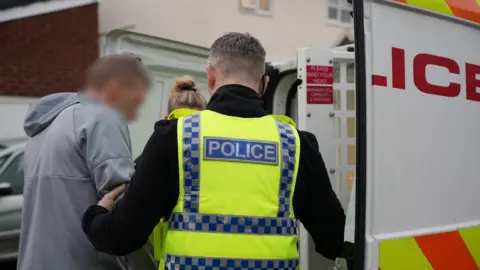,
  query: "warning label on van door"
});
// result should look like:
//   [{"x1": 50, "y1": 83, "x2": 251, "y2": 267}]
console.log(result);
[
  {"x1": 307, "y1": 86, "x2": 333, "y2": 104},
  {"x1": 306, "y1": 65, "x2": 334, "y2": 85}
]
